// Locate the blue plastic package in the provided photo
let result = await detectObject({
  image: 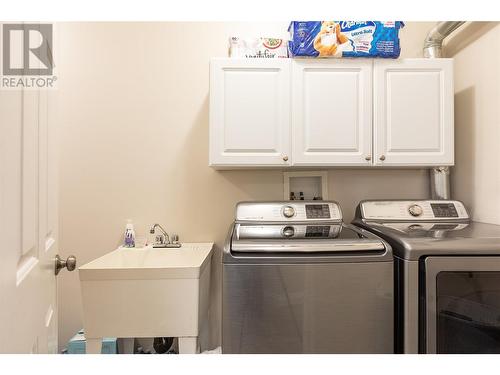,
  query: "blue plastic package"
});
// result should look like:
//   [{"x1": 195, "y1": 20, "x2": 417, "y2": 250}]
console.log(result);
[
  {"x1": 288, "y1": 21, "x2": 404, "y2": 58},
  {"x1": 65, "y1": 329, "x2": 117, "y2": 354}
]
